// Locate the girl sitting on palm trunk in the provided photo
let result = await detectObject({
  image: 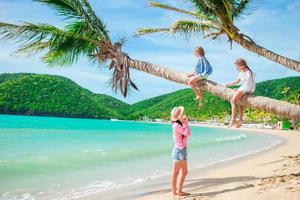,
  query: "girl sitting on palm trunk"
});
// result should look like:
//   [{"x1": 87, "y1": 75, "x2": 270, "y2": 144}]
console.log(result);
[
  {"x1": 187, "y1": 47, "x2": 213, "y2": 110},
  {"x1": 226, "y1": 58, "x2": 256, "y2": 128}
]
